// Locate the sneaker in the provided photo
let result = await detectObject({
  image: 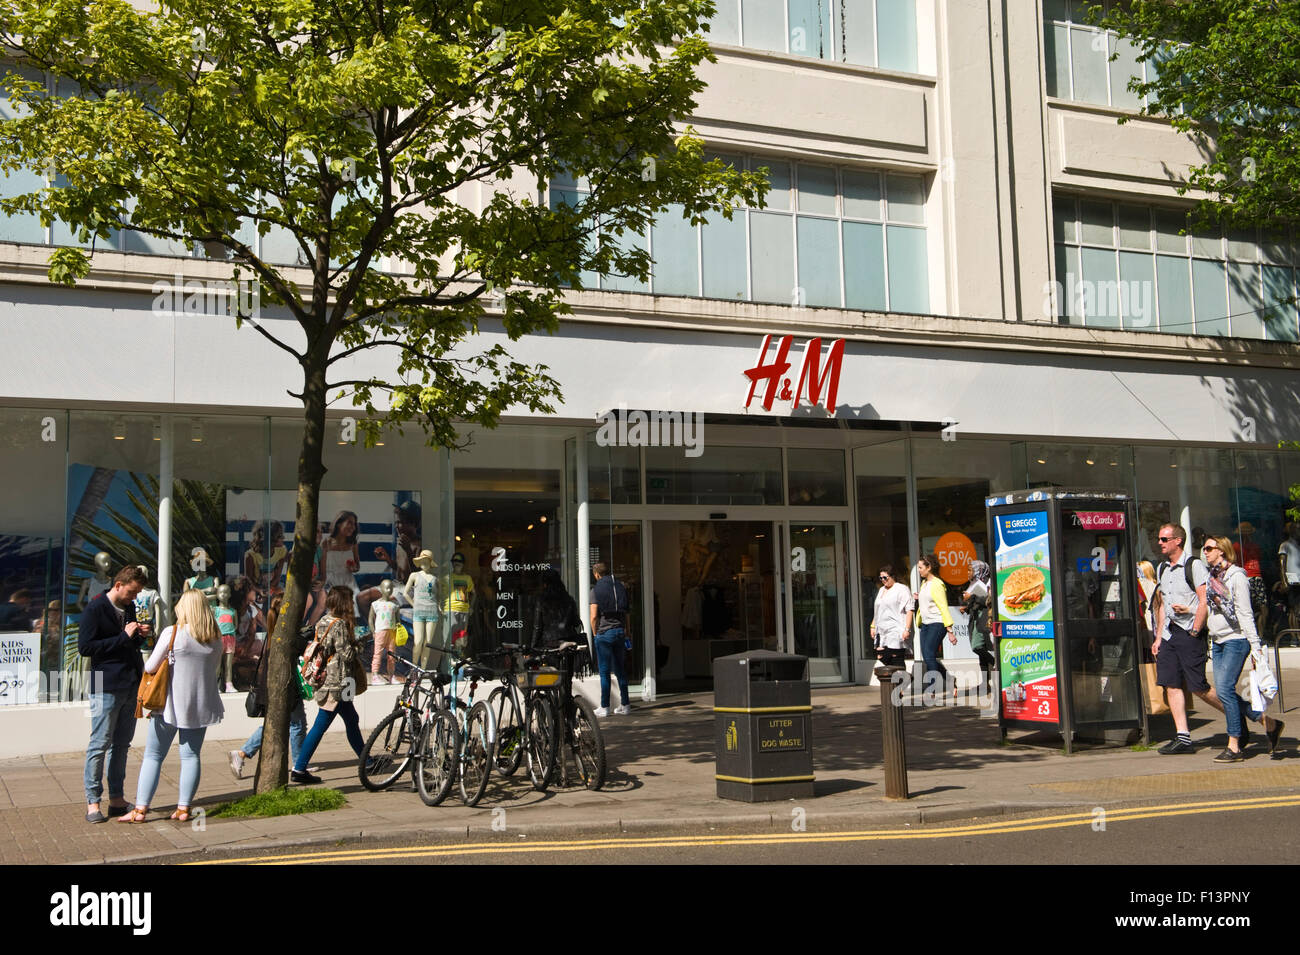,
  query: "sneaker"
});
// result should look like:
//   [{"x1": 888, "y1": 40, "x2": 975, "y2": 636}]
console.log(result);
[
  {"x1": 1158, "y1": 738, "x2": 1196, "y2": 755},
  {"x1": 593, "y1": 707, "x2": 609, "y2": 718},
  {"x1": 613, "y1": 705, "x2": 631, "y2": 715},
  {"x1": 224, "y1": 683, "x2": 236, "y2": 693},
  {"x1": 228, "y1": 750, "x2": 245, "y2": 780},
  {"x1": 1267, "y1": 719, "x2": 1285, "y2": 756},
  {"x1": 290, "y1": 769, "x2": 322, "y2": 785},
  {"x1": 1213, "y1": 748, "x2": 1245, "y2": 763}
]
